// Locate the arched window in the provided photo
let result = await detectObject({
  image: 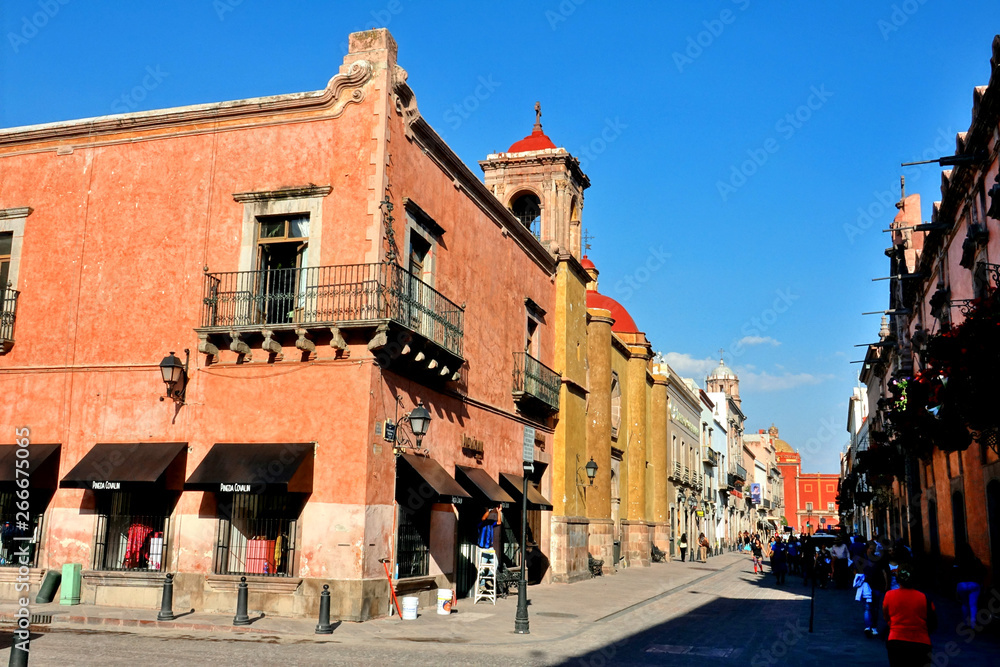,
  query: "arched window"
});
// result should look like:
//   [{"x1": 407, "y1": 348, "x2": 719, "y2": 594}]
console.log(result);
[
  {"x1": 510, "y1": 193, "x2": 541, "y2": 239},
  {"x1": 610, "y1": 372, "x2": 622, "y2": 439}
]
